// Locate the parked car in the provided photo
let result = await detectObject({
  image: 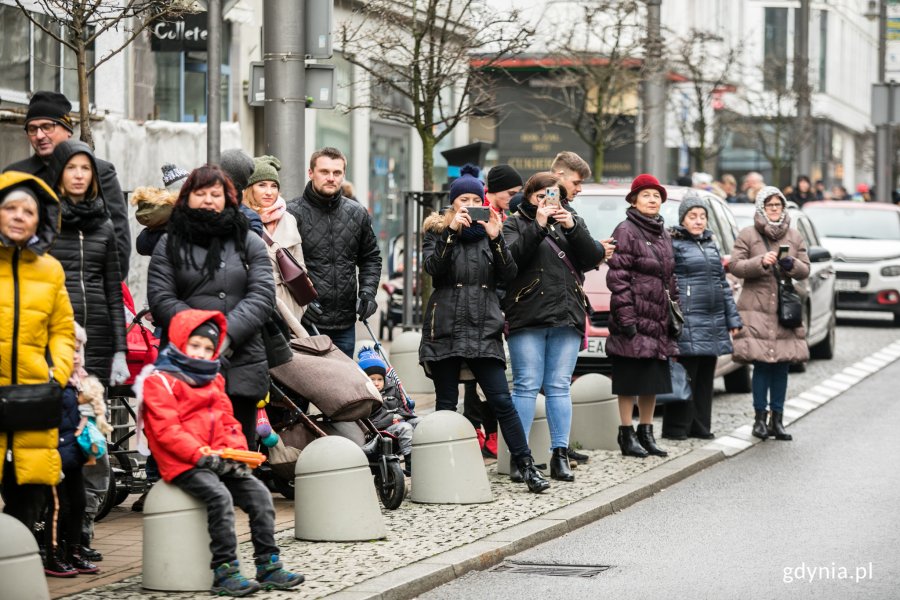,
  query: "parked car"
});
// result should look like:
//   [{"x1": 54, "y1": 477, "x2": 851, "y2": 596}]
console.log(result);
[
  {"x1": 573, "y1": 185, "x2": 752, "y2": 393},
  {"x1": 728, "y1": 202, "x2": 837, "y2": 358},
  {"x1": 802, "y1": 201, "x2": 900, "y2": 325}
]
